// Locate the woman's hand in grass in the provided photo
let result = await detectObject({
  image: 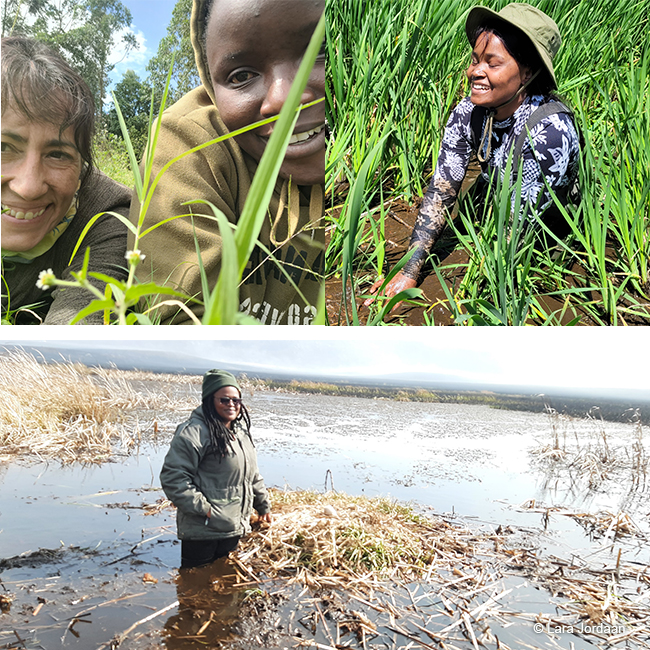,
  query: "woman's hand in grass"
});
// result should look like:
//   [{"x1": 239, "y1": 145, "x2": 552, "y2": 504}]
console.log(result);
[
  {"x1": 364, "y1": 272, "x2": 417, "y2": 308},
  {"x1": 258, "y1": 512, "x2": 272, "y2": 524}
]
